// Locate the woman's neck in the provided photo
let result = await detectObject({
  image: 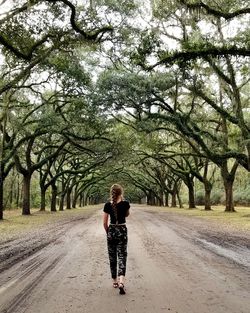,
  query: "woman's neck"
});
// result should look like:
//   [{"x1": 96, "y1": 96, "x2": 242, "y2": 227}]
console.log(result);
[{"x1": 115, "y1": 196, "x2": 122, "y2": 203}]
